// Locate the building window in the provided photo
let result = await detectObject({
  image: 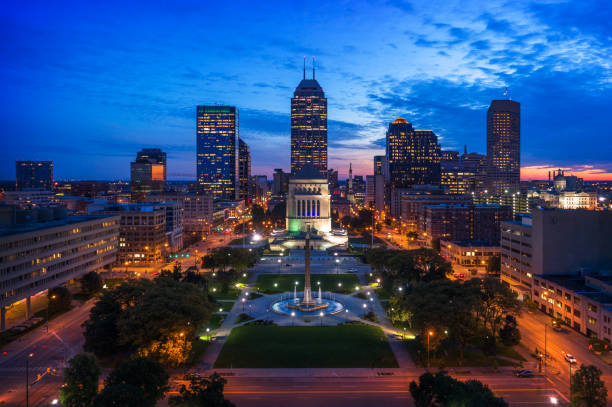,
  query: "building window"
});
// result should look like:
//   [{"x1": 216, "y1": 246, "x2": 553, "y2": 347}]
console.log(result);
[
  {"x1": 588, "y1": 304, "x2": 598, "y2": 313},
  {"x1": 574, "y1": 309, "x2": 581, "y2": 317},
  {"x1": 574, "y1": 297, "x2": 581, "y2": 305},
  {"x1": 588, "y1": 317, "x2": 597, "y2": 326}
]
